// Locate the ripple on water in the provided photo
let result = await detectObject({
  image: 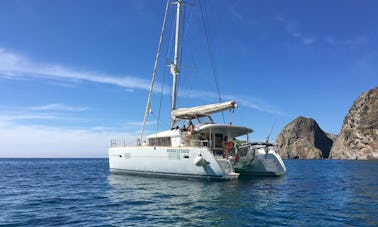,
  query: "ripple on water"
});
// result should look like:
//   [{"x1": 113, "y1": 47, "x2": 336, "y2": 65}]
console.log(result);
[{"x1": 1, "y1": 159, "x2": 377, "y2": 226}]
